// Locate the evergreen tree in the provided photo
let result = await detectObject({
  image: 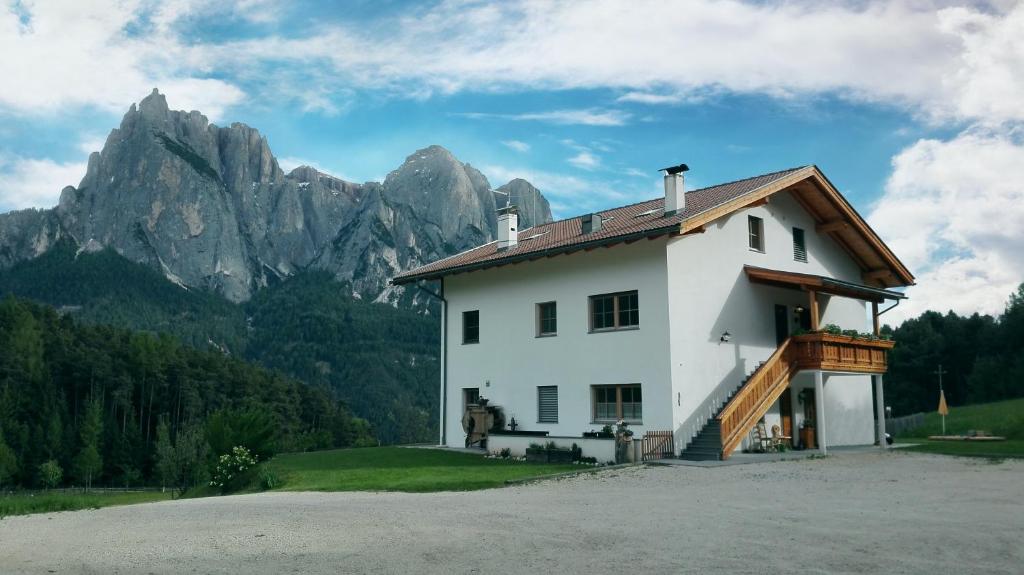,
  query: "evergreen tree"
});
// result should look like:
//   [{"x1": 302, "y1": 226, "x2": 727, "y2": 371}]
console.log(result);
[
  {"x1": 74, "y1": 398, "x2": 103, "y2": 490},
  {"x1": 0, "y1": 426, "x2": 17, "y2": 490},
  {"x1": 154, "y1": 417, "x2": 177, "y2": 492}
]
